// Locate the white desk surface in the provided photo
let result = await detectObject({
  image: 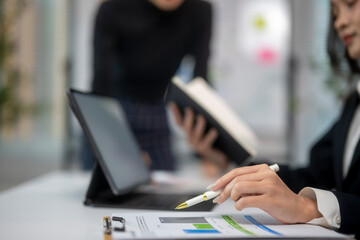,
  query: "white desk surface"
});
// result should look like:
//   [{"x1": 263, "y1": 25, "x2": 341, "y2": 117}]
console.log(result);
[
  {"x1": 0, "y1": 170, "x2": 237, "y2": 240},
  {"x1": 0, "y1": 170, "x2": 352, "y2": 240}
]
